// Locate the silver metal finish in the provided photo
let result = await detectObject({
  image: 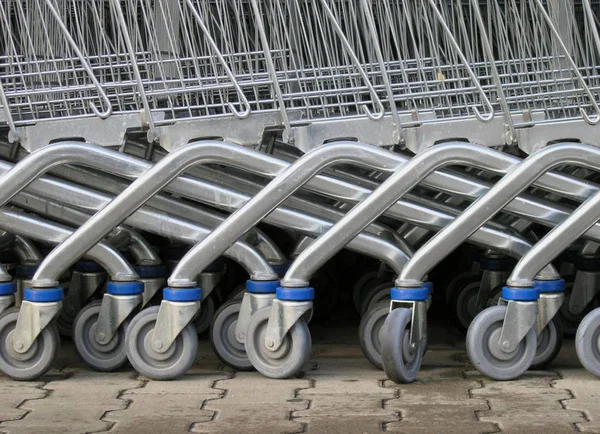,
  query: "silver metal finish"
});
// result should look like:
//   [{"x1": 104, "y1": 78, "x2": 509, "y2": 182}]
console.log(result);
[
  {"x1": 199, "y1": 272, "x2": 224, "y2": 301},
  {"x1": 235, "y1": 293, "x2": 276, "y2": 344},
  {"x1": 264, "y1": 299, "x2": 313, "y2": 353},
  {"x1": 62, "y1": 271, "x2": 106, "y2": 321},
  {"x1": 569, "y1": 271, "x2": 600, "y2": 315},
  {"x1": 0, "y1": 295, "x2": 14, "y2": 314},
  {"x1": 282, "y1": 142, "x2": 559, "y2": 288},
  {"x1": 12, "y1": 300, "x2": 62, "y2": 353},
  {"x1": 95, "y1": 294, "x2": 143, "y2": 344},
  {"x1": 498, "y1": 300, "x2": 538, "y2": 353},
  {"x1": 141, "y1": 278, "x2": 167, "y2": 308},
  {"x1": 536, "y1": 293, "x2": 565, "y2": 335},
  {"x1": 476, "y1": 270, "x2": 512, "y2": 310},
  {"x1": 390, "y1": 300, "x2": 428, "y2": 350},
  {"x1": 151, "y1": 300, "x2": 201, "y2": 353}
]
